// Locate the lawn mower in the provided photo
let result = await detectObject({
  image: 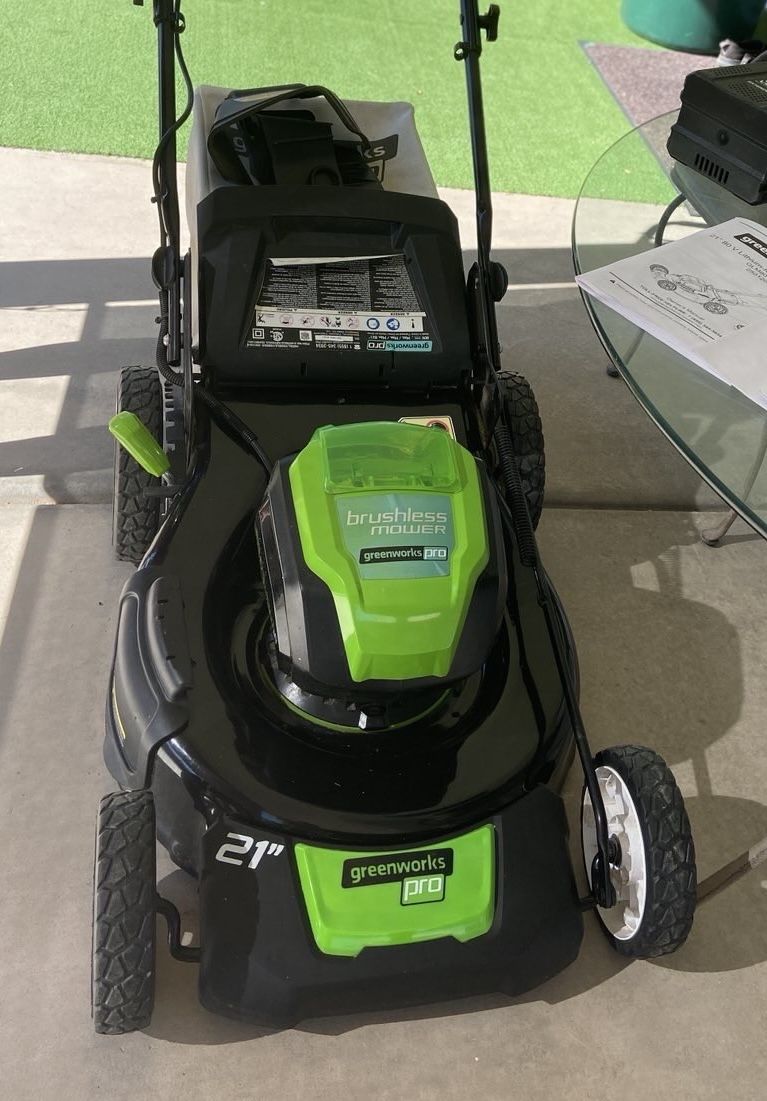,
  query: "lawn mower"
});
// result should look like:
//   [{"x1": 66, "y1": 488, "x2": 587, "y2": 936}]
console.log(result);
[
  {"x1": 92, "y1": 0, "x2": 697, "y2": 1033},
  {"x1": 649, "y1": 262, "x2": 767, "y2": 315}
]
